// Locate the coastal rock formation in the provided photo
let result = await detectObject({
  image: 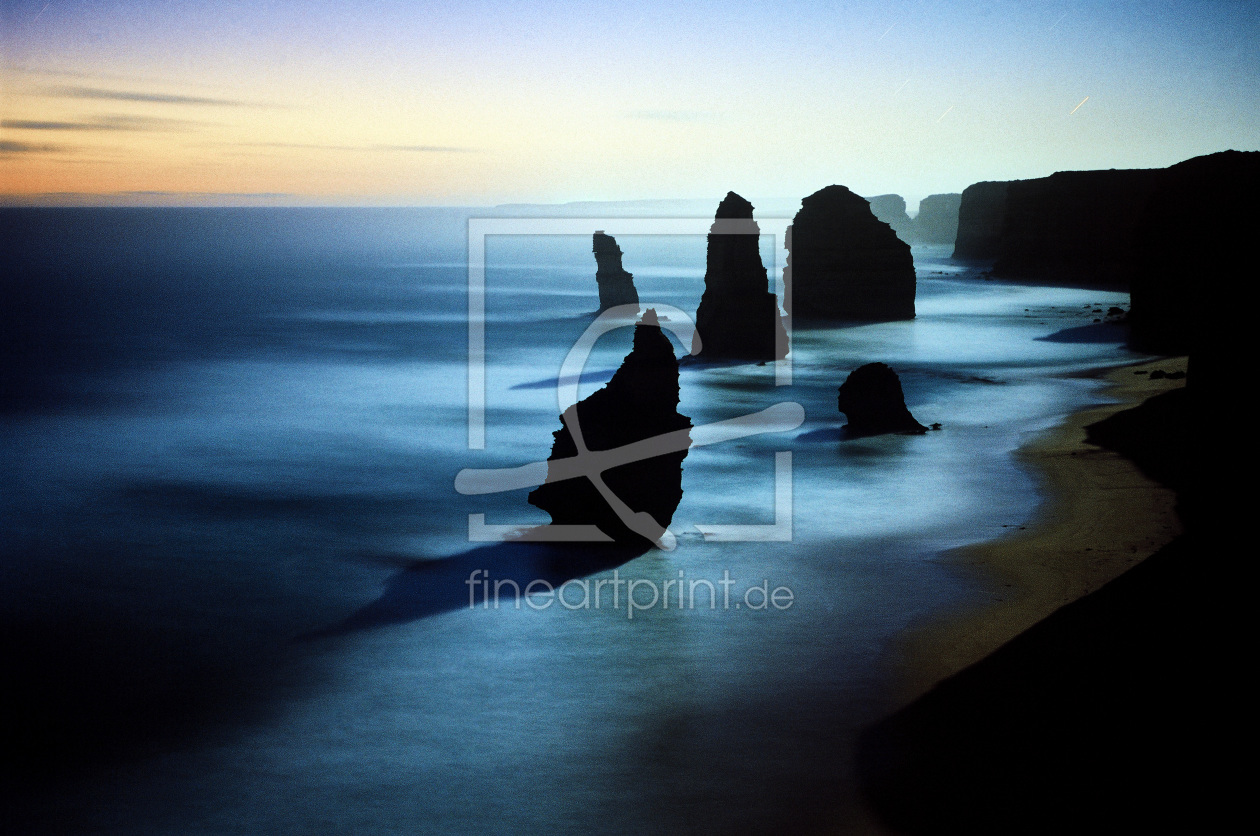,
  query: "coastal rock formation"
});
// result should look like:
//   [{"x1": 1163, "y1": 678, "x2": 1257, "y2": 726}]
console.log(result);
[
  {"x1": 1128, "y1": 150, "x2": 1259, "y2": 357},
  {"x1": 836, "y1": 363, "x2": 927, "y2": 436},
  {"x1": 787, "y1": 185, "x2": 916, "y2": 321},
  {"x1": 592, "y1": 231, "x2": 639, "y2": 313},
  {"x1": 865, "y1": 194, "x2": 916, "y2": 242},
  {"x1": 993, "y1": 169, "x2": 1163, "y2": 286},
  {"x1": 952, "y1": 181, "x2": 1010, "y2": 259},
  {"x1": 914, "y1": 193, "x2": 963, "y2": 245},
  {"x1": 692, "y1": 192, "x2": 789, "y2": 360},
  {"x1": 528, "y1": 309, "x2": 692, "y2": 546}
]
